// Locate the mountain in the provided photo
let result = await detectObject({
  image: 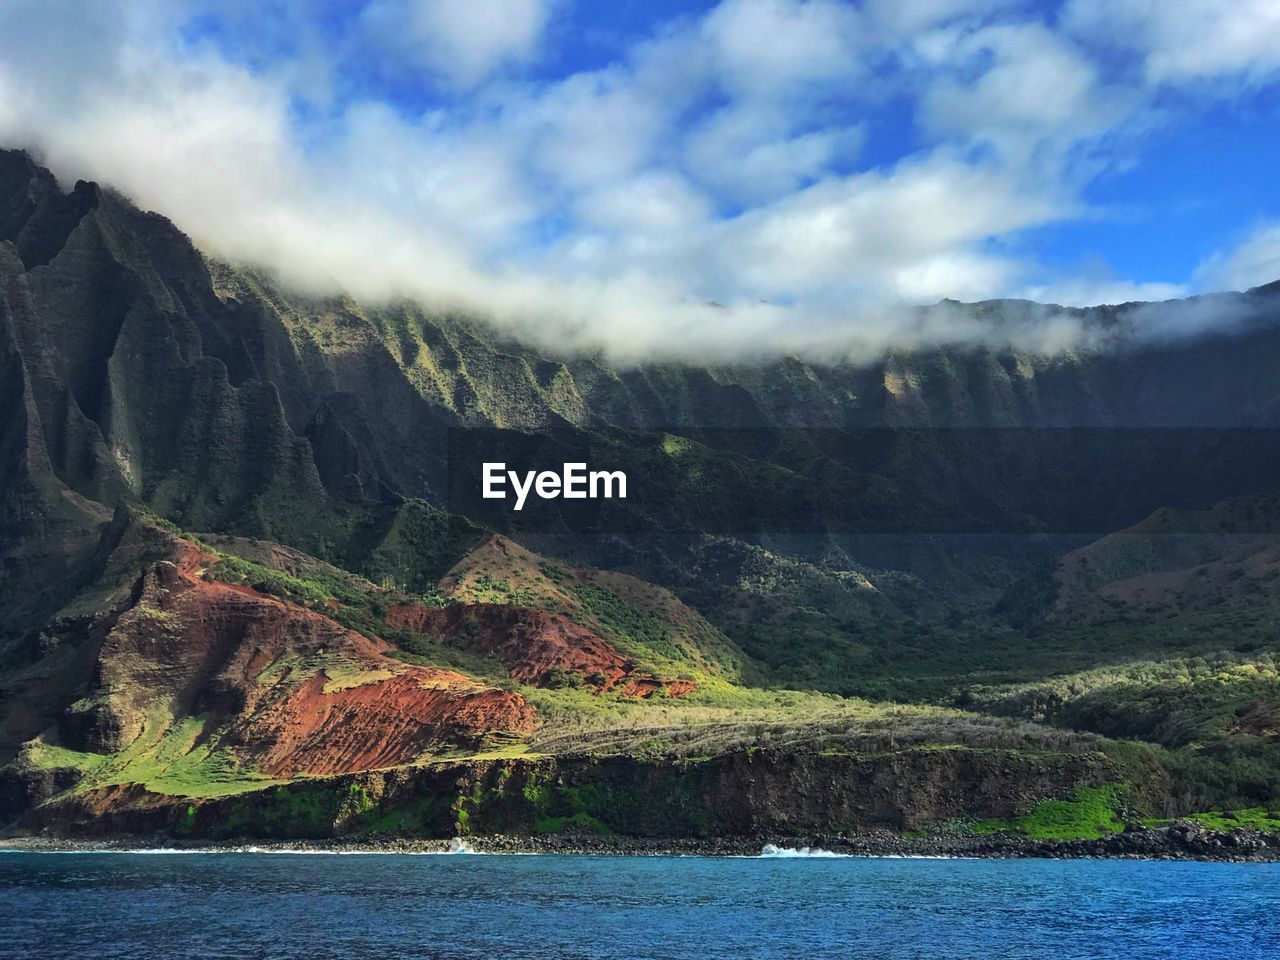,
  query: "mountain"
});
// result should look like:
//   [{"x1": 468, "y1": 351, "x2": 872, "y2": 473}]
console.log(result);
[{"x1": 2, "y1": 148, "x2": 1278, "y2": 847}]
